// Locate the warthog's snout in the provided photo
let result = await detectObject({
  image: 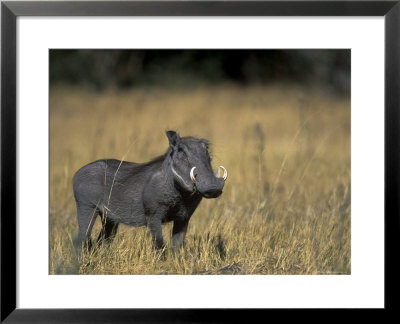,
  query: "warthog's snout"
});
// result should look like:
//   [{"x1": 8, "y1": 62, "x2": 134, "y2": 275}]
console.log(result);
[{"x1": 190, "y1": 166, "x2": 227, "y2": 199}]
